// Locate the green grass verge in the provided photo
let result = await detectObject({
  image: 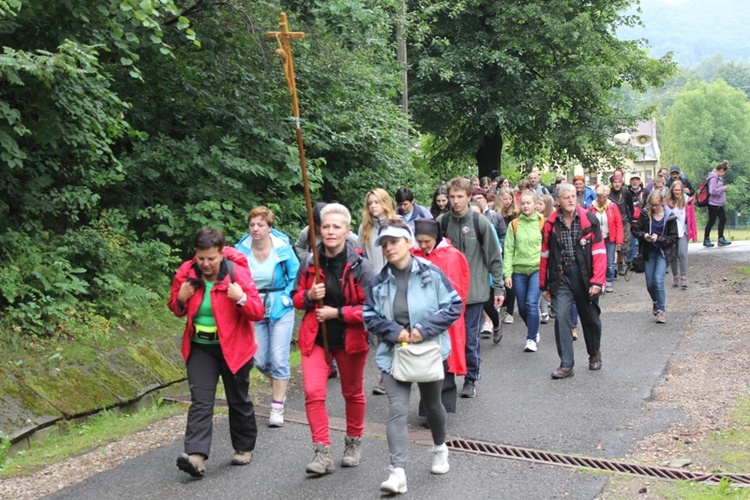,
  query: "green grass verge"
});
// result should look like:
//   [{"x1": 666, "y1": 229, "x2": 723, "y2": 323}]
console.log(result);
[
  {"x1": 0, "y1": 402, "x2": 186, "y2": 478},
  {"x1": 605, "y1": 397, "x2": 750, "y2": 498}
]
